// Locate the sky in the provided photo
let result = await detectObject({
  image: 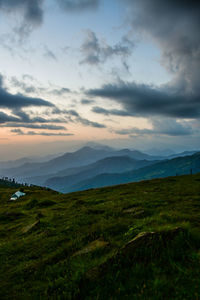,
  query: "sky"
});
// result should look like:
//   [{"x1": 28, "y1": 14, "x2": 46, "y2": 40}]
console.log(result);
[{"x1": 0, "y1": 0, "x2": 200, "y2": 159}]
